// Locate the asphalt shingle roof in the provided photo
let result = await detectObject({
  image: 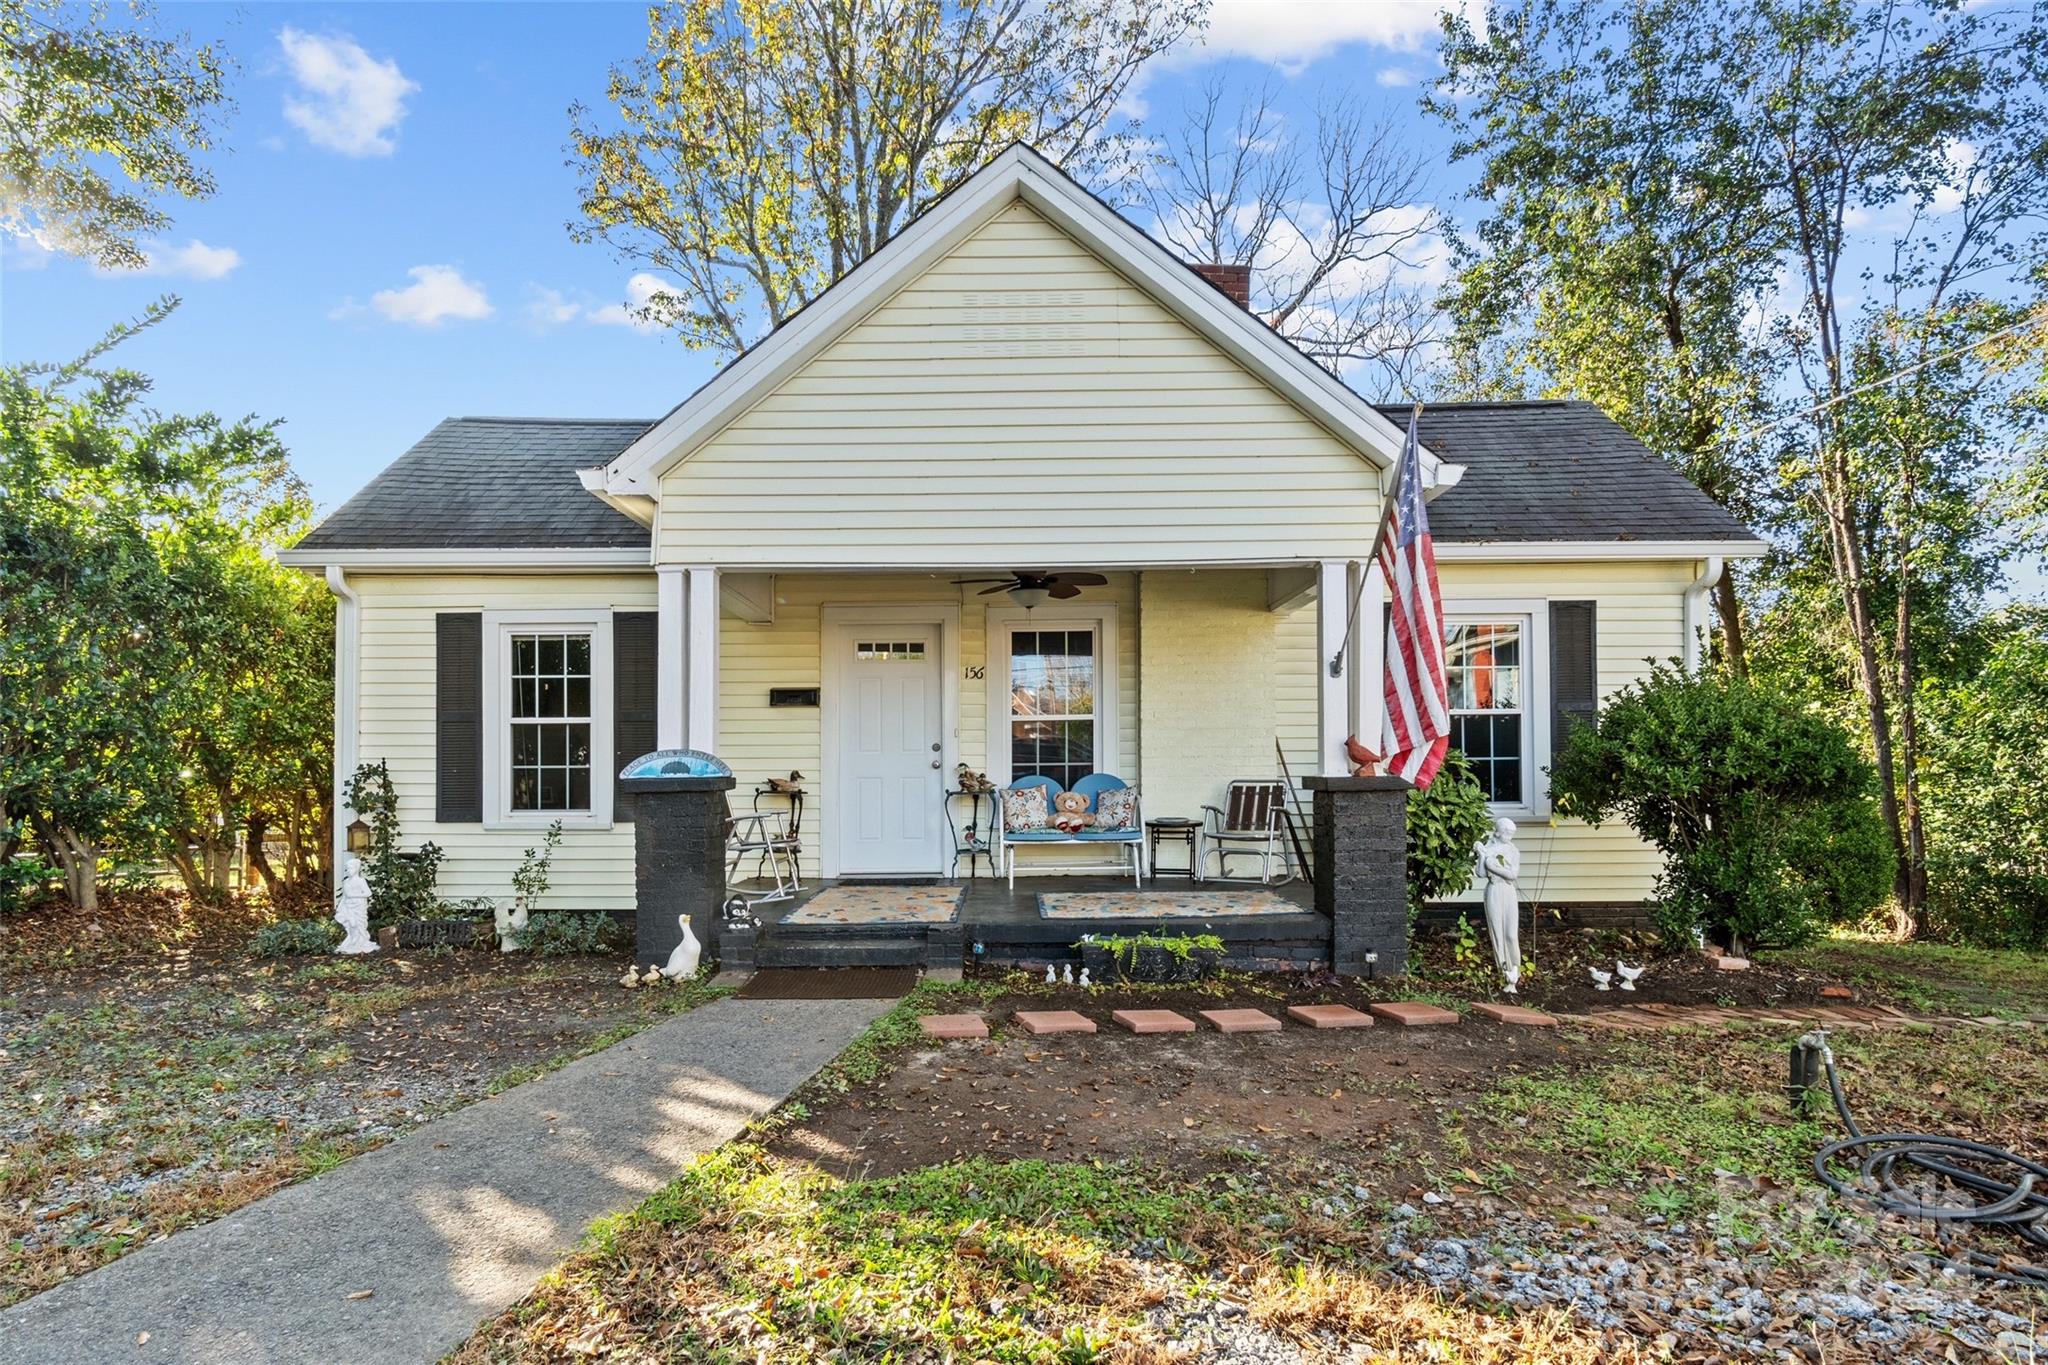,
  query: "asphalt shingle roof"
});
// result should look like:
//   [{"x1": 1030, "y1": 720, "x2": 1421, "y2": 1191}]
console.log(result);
[
  {"x1": 293, "y1": 418, "x2": 655, "y2": 551},
  {"x1": 1379, "y1": 399, "x2": 1756, "y2": 545},
  {"x1": 292, "y1": 401, "x2": 1756, "y2": 553}
]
